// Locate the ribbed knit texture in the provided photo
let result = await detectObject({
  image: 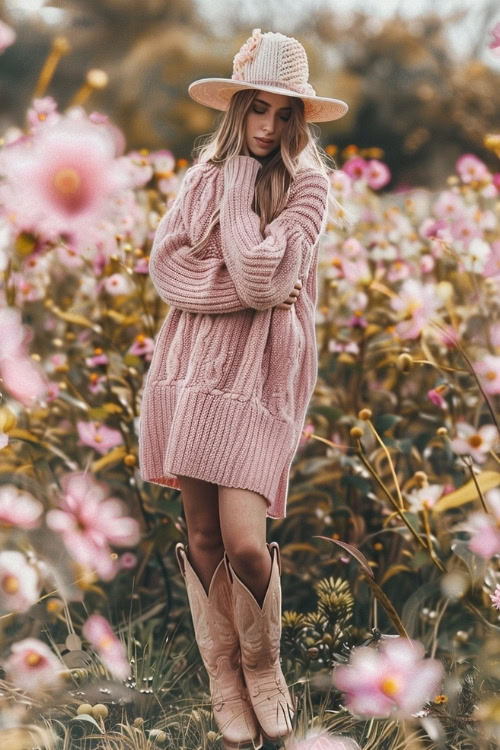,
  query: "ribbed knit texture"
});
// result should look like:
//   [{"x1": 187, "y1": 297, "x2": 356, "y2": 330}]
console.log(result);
[{"x1": 138, "y1": 155, "x2": 329, "y2": 519}]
